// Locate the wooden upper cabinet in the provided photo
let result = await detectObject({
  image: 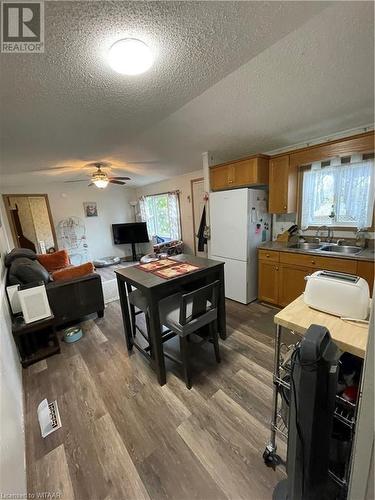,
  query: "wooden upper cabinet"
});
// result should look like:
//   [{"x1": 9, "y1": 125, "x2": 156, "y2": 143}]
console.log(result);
[
  {"x1": 210, "y1": 165, "x2": 231, "y2": 191},
  {"x1": 210, "y1": 155, "x2": 269, "y2": 191},
  {"x1": 268, "y1": 155, "x2": 298, "y2": 214}
]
